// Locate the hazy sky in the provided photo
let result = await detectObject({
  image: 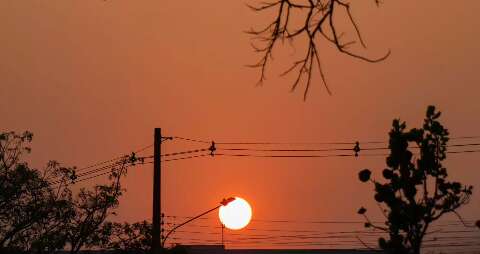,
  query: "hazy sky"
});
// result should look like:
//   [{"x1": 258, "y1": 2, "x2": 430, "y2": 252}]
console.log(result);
[{"x1": 1, "y1": 0, "x2": 480, "y2": 249}]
